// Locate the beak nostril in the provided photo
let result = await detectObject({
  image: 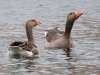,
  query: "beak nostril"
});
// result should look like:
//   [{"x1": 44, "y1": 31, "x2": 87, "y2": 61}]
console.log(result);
[
  {"x1": 35, "y1": 20, "x2": 41, "y2": 25},
  {"x1": 75, "y1": 12, "x2": 83, "y2": 16}
]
